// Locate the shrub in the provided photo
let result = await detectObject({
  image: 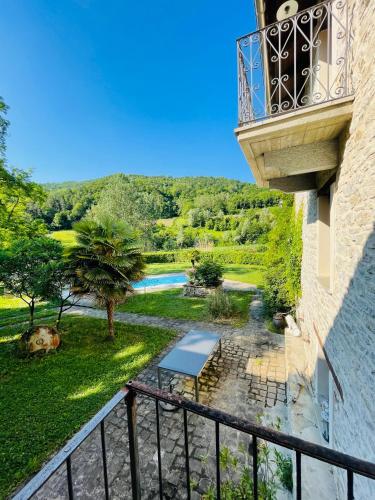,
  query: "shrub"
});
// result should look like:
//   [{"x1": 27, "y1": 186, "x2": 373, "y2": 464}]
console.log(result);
[
  {"x1": 199, "y1": 442, "x2": 292, "y2": 500},
  {"x1": 263, "y1": 205, "x2": 302, "y2": 314},
  {"x1": 274, "y1": 450, "x2": 293, "y2": 492},
  {"x1": 188, "y1": 259, "x2": 223, "y2": 287},
  {"x1": 206, "y1": 290, "x2": 235, "y2": 319},
  {"x1": 143, "y1": 245, "x2": 264, "y2": 265}
]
